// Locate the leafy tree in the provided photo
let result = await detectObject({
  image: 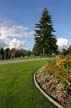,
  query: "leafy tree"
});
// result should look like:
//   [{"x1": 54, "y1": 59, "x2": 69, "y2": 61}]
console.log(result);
[
  {"x1": 5, "y1": 48, "x2": 10, "y2": 59},
  {"x1": 0, "y1": 48, "x2": 4, "y2": 60},
  {"x1": 10, "y1": 48, "x2": 15, "y2": 58},
  {"x1": 68, "y1": 45, "x2": 71, "y2": 54},
  {"x1": 33, "y1": 8, "x2": 58, "y2": 55}
]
